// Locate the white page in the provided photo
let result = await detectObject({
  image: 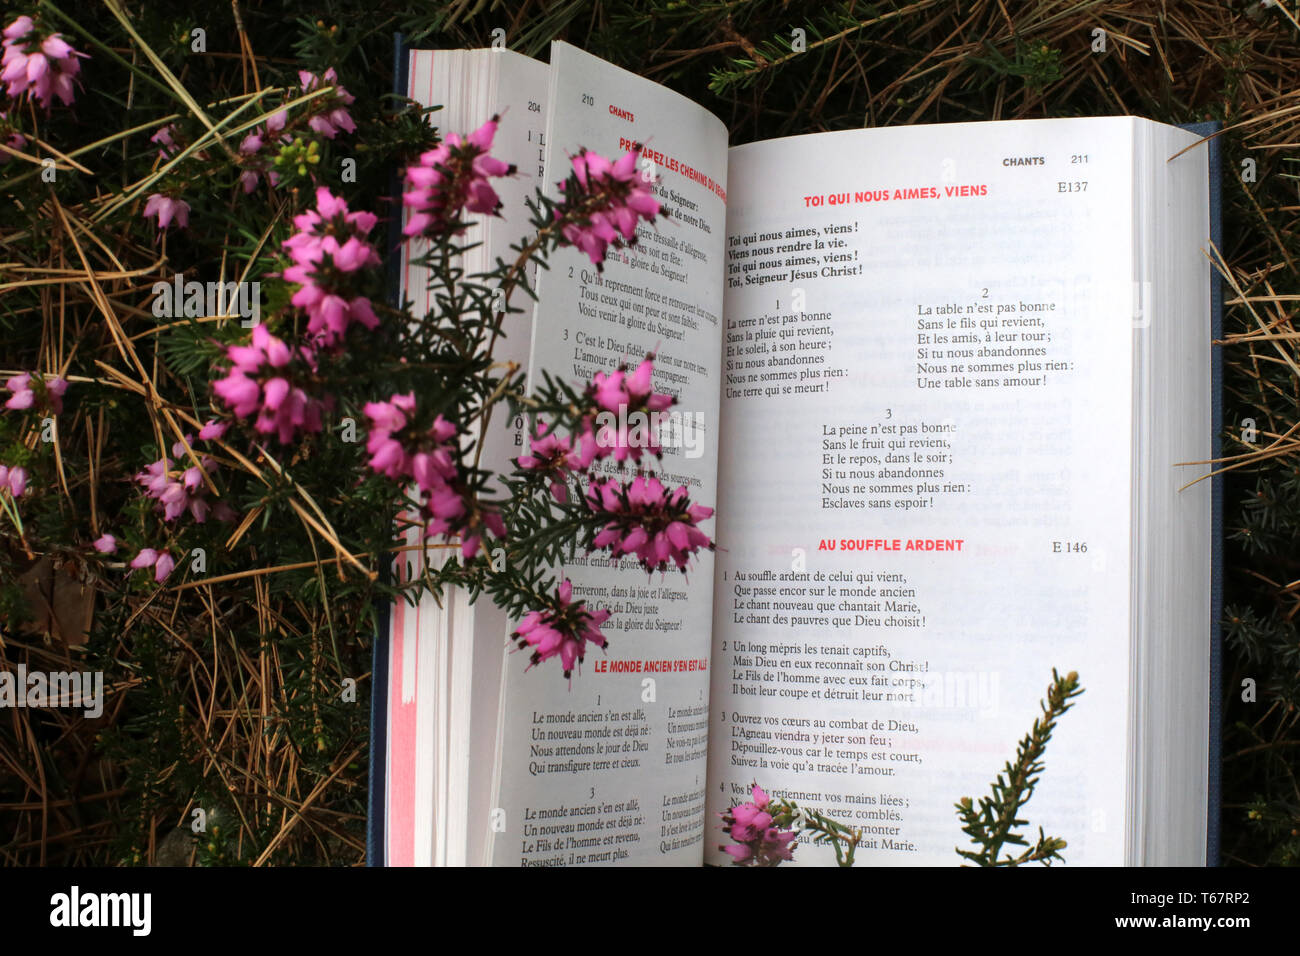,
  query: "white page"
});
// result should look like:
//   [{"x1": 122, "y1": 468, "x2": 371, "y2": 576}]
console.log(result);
[
  {"x1": 706, "y1": 118, "x2": 1137, "y2": 866},
  {"x1": 490, "y1": 41, "x2": 728, "y2": 866}
]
